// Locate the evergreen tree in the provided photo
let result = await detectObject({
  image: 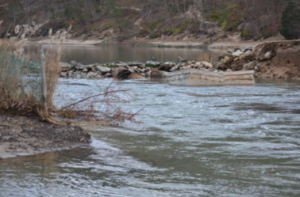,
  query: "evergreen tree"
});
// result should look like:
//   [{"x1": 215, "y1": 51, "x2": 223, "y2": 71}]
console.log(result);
[{"x1": 280, "y1": 1, "x2": 300, "y2": 40}]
